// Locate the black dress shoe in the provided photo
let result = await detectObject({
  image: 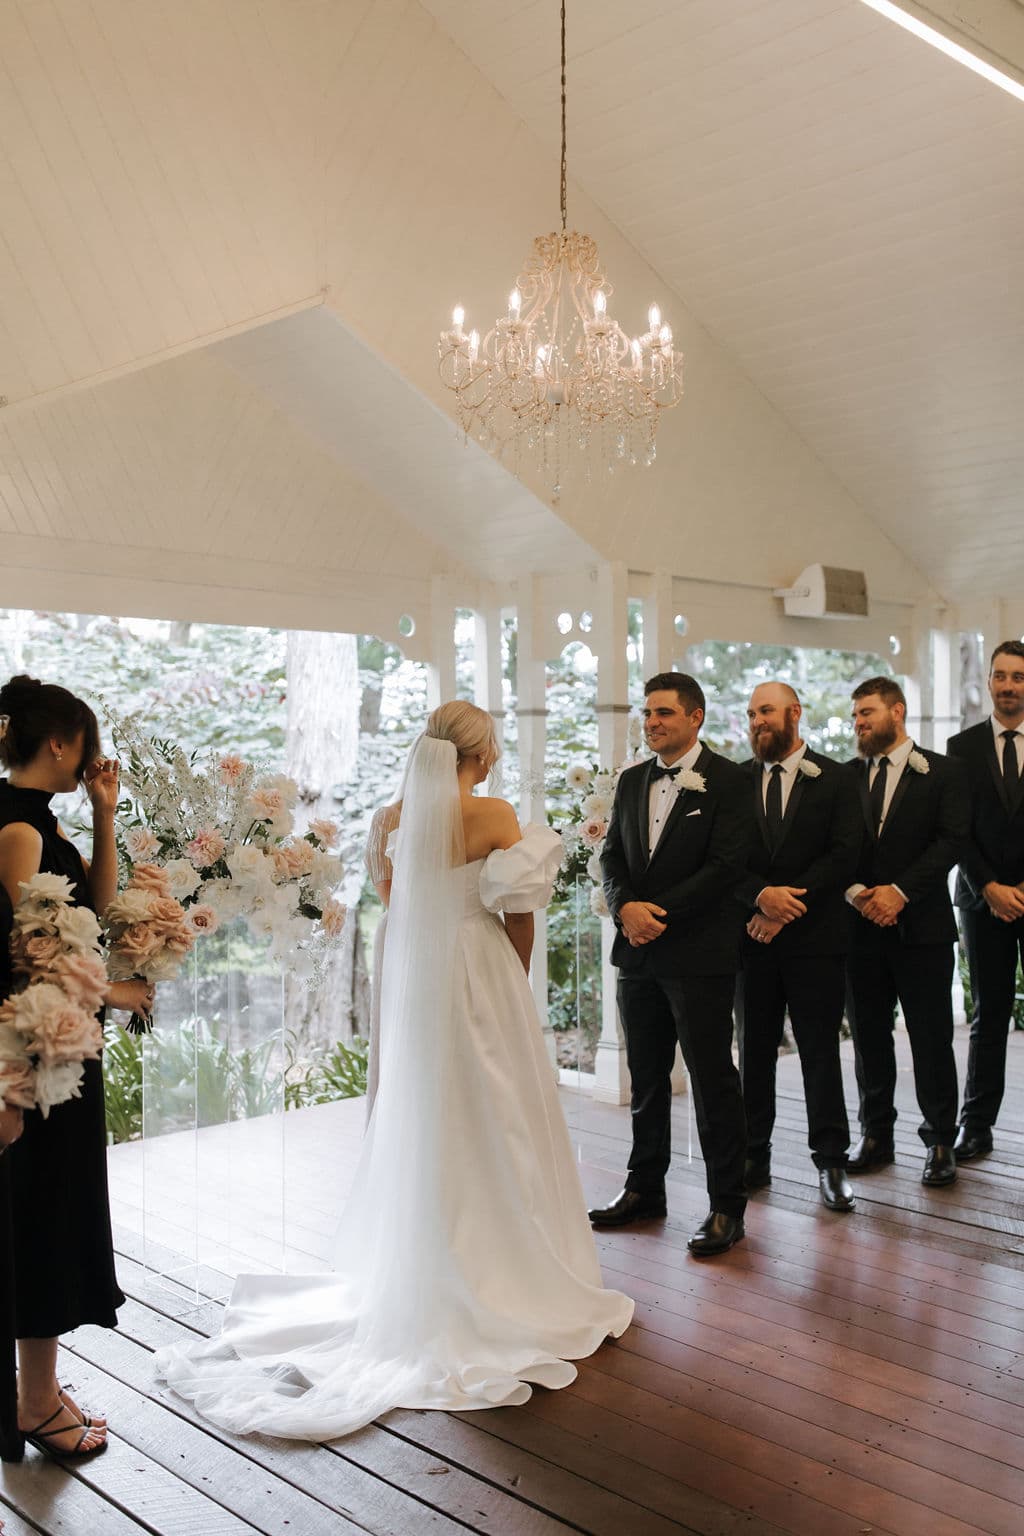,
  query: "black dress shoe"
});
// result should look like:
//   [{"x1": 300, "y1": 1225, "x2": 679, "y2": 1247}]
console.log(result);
[
  {"x1": 922, "y1": 1144, "x2": 957, "y2": 1186},
  {"x1": 744, "y1": 1158, "x2": 772, "y2": 1191},
  {"x1": 954, "y1": 1125, "x2": 993, "y2": 1161},
  {"x1": 687, "y1": 1211, "x2": 745, "y2": 1257},
  {"x1": 846, "y1": 1134, "x2": 895, "y2": 1173},
  {"x1": 818, "y1": 1166, "x2": 855, "y2": 1212},
  {"x1": 588, "y1": 1189, "x2": 667, "y2": 1227}
]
